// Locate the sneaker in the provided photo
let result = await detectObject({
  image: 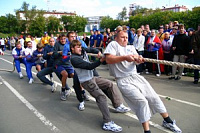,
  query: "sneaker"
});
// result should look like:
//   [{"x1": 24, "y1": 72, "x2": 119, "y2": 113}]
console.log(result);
[
  {"x1": 175, "y1": 76, "x2": 181, "y2": 80},
  {"x1": 169, "y1": 76, "x2": 175, "y2": 80},
  {"x1": 19, "y1": 72, "x2": 23, "y2": 79},
  {"x1": 103, "y1": 121, "x2": 122, "y2": 132},
  {"x1": 82, "y1": 93, "x2": 90, "y2": 101},
  {"x1": 0, "y1": 82, "x2": 2, "y2": 85},
  {"x1": 162, "y1": 120, "x2": 182, "y2": 133},
  {"x1": 115, "y1": 104, "x2": 131, "y2": 113},
  {"x1": 51, "y1": 83, "x2": 57, "y2": 93},
  {"x1": 145, "y1": 71, "x2": 149, "y2": 74},
  {"x1": 29, "y1": 78, "x2": 34, "y2": 84},
  {"x1": 60, "y1": 91, "x2": 66, "y2": 101},
  {"x1": 193, "y1": 80, "x2": 198, "y2": 84},
  {"x1": 65, "y1": 88, "x2": 71, "y2": 97},
  {"x1": 156, "y1": 74, "x2": 160, "y2": 77},
  {"x1": 50, "y1": 77, "x2": 54, "y2": 83},
  {"x1": 78, "y1": 101, "x2": 85, "y2": 111}
]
